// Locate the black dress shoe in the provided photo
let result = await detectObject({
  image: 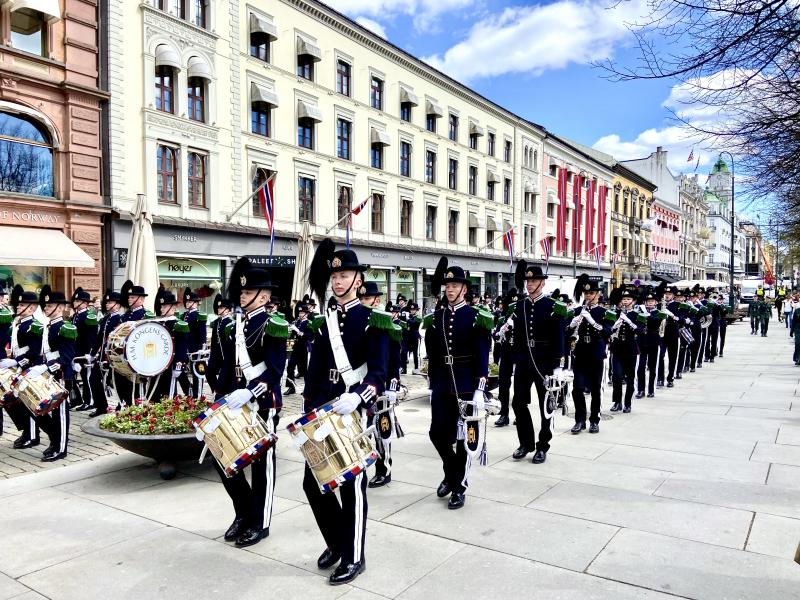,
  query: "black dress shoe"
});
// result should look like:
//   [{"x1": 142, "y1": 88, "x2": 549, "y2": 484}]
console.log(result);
[
  {"x1": 18, "y1": 438, "x2": 40, "y2": 449},
  {"x1": 494, "y1": 415, "x2": 509, "y2": 427},
  {"x1": 89, "y1": 409, "x2": 105, "y2": 418},
  {"x1": 589, "y1": 423, "x2": 599, "y2": 434},
  {"x1": 623, "y1": 405, "x2": 631, "y2": 413},
  {"x1": 531, "y1": 450, "x2": 547, "y2": 464},
  {"x1": 235, "y1": 527, "x2": 268, "y2": 547},
  {"x1": 42, "y1": 445, "x2": 56, "y2": 458},
  {"x1": 75, "y1": 404, "x2": 91, "y2": 412},
  {"x1": 448, "y1": 492, "x2": 465, "y2": 510},
  {"x1": 42, "y1": 450, "x2": 67, "y2": 462},
  {"x1": 12, "y1": 436, "x2": 28, "y2": 449},
  {"x1": 635, "y1": 391, "x2": 644, "y2": 399},
  {"x1": 570, "y1": 422, "x2": 586, "y2": 434},
  {"x1": 224, "y1": 517, "x2": 247, "y2": 542},
  {"x1": 675, "y1": 374, "x2": 682, "y2": 380},
  {"x1": 317, "y1": 547, "x2": 341, "y2": 570},
  {"x1": 646, "y1": 392, "x2": 655, "y2": 398},
  {"x1": 690, "y1": 367, "x2": 695, "y2": 373},
  {"x1": 667, "y1": 381, "x2": 674, "y2": 388},
  {"x1": 329, "y1": 560, "x2": 365, "y2": 585},
  {"x1": 719, "y1": 353, "x2": 723, "y2": 358},
  {"x1": 283, "y1": 386, "x2": 295, "y2": 396},
  {"x1": 512, "y1": 446, "x2": 532, "y2": 460},
  {"x1": 368, "y1": 473, "x2": 391, "y2": 488},
  {"x1": 656, "y1": 380, "x2": 664, "y2": 388},
  {"x1": 610, "y1": 403, "x2": 622, "y2": 412},
  {"x1": 697, "y1": 363, "x2": 703, "y2": 369},
  {"x1": 436, "y1": 480, "x2": 451, "y2": 498}
]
